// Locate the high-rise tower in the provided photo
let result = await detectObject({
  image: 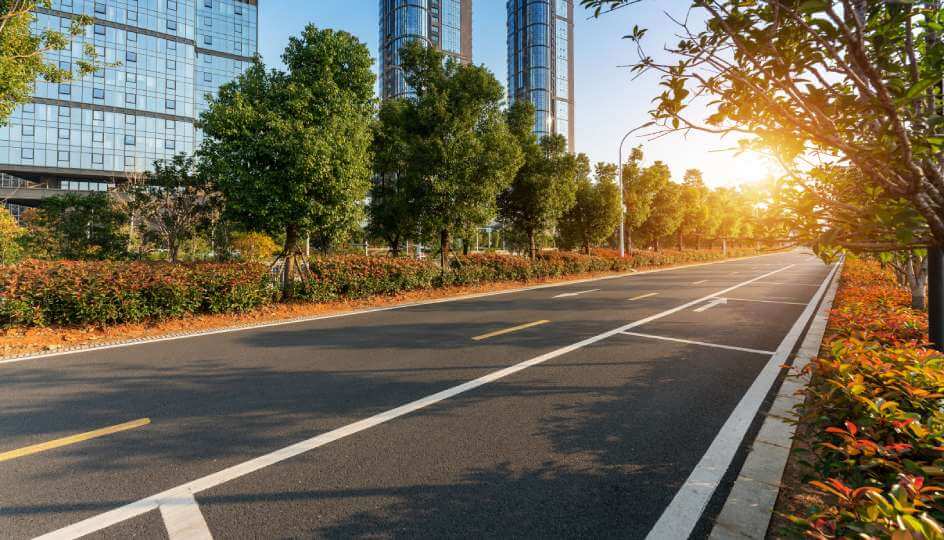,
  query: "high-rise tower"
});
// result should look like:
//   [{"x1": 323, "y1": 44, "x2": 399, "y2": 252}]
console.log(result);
[
  {"x1": 379, "y1": 0, "x2": 473, "y2": 100},
  {"x1": 506, "y1": 0, "x2": 574, "y2": 152},
  {"x1": 0, "y1": 0, "x2": 258, "y2": 218}
]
